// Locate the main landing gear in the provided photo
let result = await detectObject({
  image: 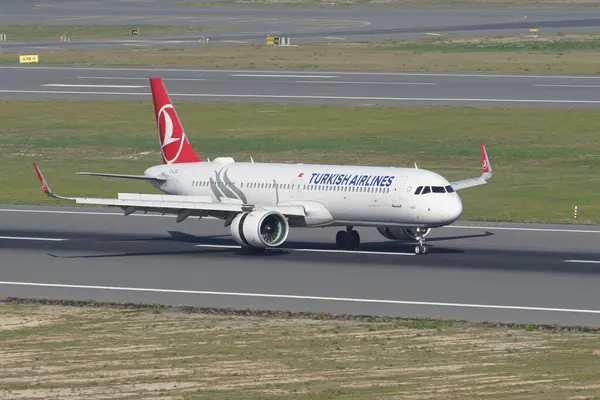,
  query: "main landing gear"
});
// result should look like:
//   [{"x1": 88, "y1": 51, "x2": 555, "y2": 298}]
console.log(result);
[
  {"x1": 335, "y1": 226, "x2": 360, "y2": 250},
  {"x1": 413, "y1": 227, "x2": 429, "y2": 255}
]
